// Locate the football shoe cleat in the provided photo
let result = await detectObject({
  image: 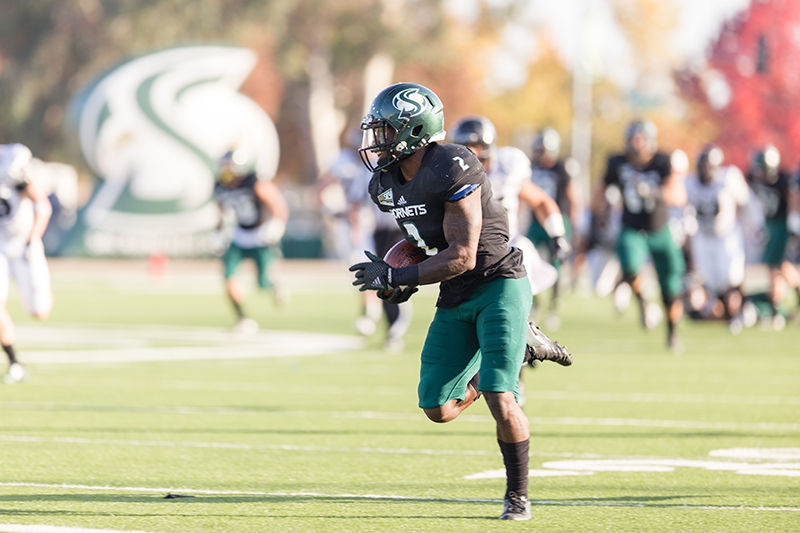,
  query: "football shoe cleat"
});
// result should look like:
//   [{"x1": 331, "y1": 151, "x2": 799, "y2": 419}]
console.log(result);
[
  {"x1": 233, "y1": 317, "x2": 259, "y2": 335},
  {"x1": 525, "y1": 322, "x2": 572, "y2": 367},
  {"x1": 3, "y1": 363, "x2": 27, "y2": 384},
  {"x1": 499, "y1": 491, "x2": 531, "y2": 520}
]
